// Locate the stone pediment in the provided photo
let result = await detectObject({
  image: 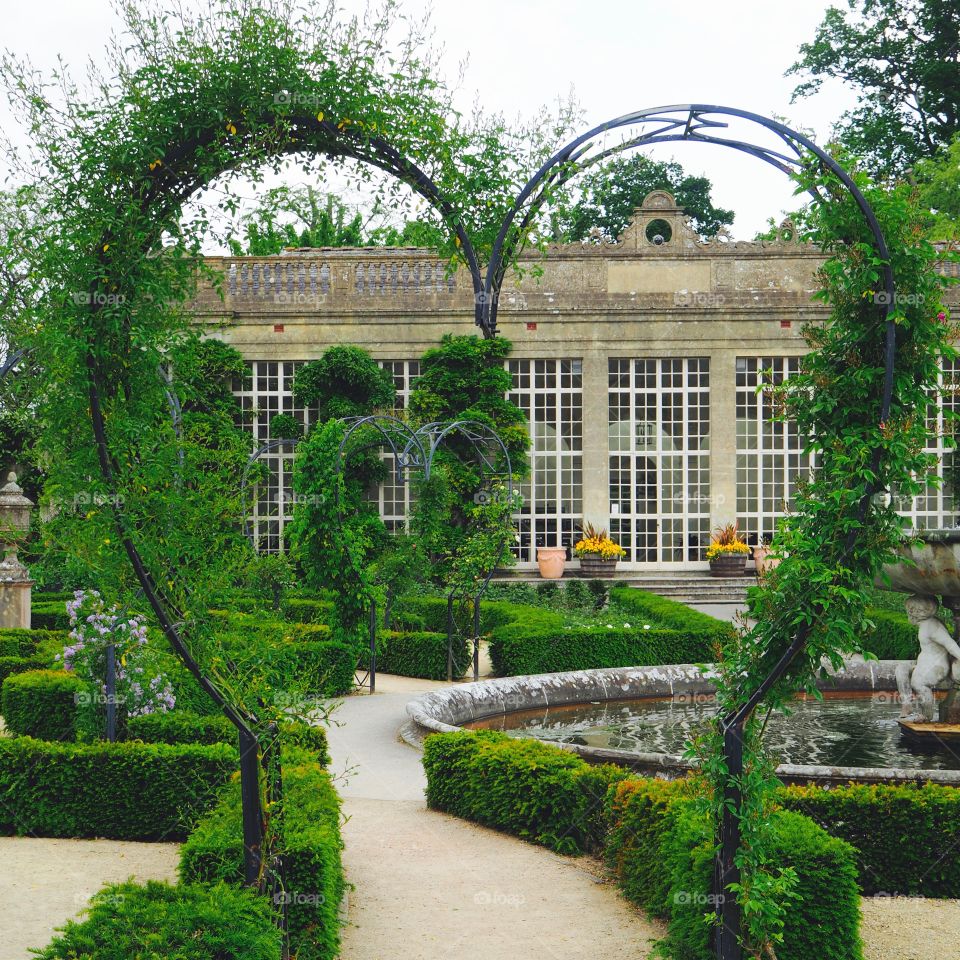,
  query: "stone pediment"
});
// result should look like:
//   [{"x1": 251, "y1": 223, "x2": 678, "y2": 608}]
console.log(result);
[{"x1": 615, "y1": 190, "x2": 705, "y2": 253}]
